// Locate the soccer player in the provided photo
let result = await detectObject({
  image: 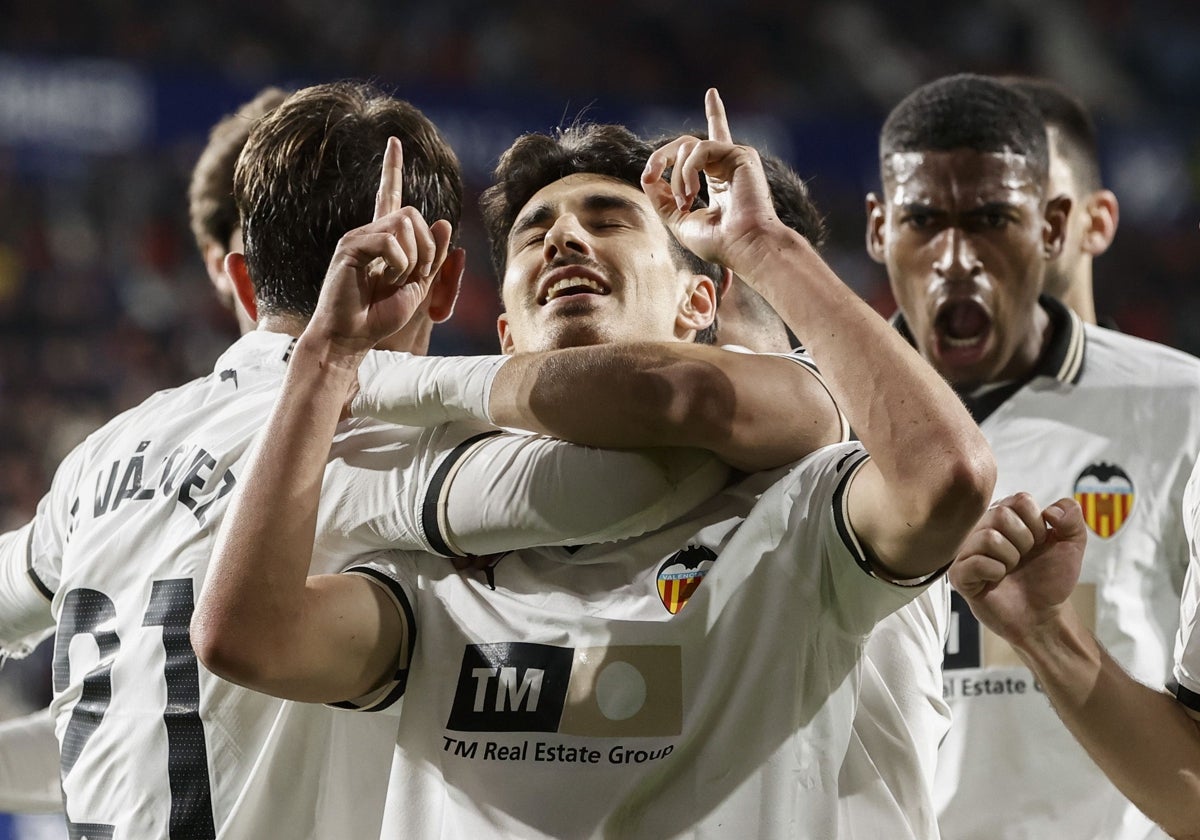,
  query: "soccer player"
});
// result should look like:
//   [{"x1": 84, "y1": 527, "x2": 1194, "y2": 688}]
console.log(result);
[
  {"x1": 197, "y1": 89, "x2": 994, "y2": 838},
  {"x1": 0, "y1": 85, "x2": 288, "y2": 819},
  {"x1": 1003, "y1": 76, "x2": 1119, "y2": 326},
  {"x1": 864, "y1": 73, "x2": 1200, "y2": 839},
  {"x1": 0, "y1": 81, "x2": 781, "y2": 839},
  {"x1": 714, "y1": 151, "x2": 950, "y2": 840},
  {"x1": 949, "y1": 490, "x2": 1200, "y2": 839}
]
